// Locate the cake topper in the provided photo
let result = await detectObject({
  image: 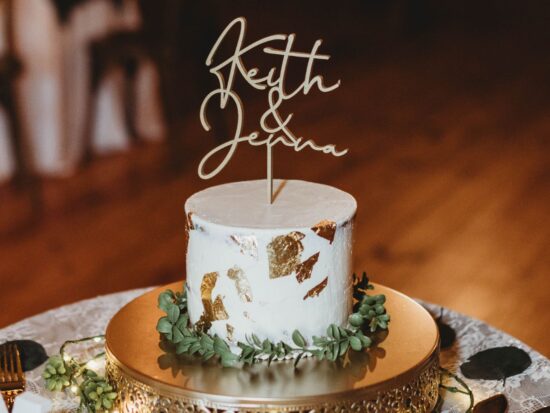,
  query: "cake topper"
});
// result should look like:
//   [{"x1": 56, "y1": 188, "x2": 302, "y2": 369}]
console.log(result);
[{"x1": 199, "y1": 17, "x2": 348, "y2": 203}]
